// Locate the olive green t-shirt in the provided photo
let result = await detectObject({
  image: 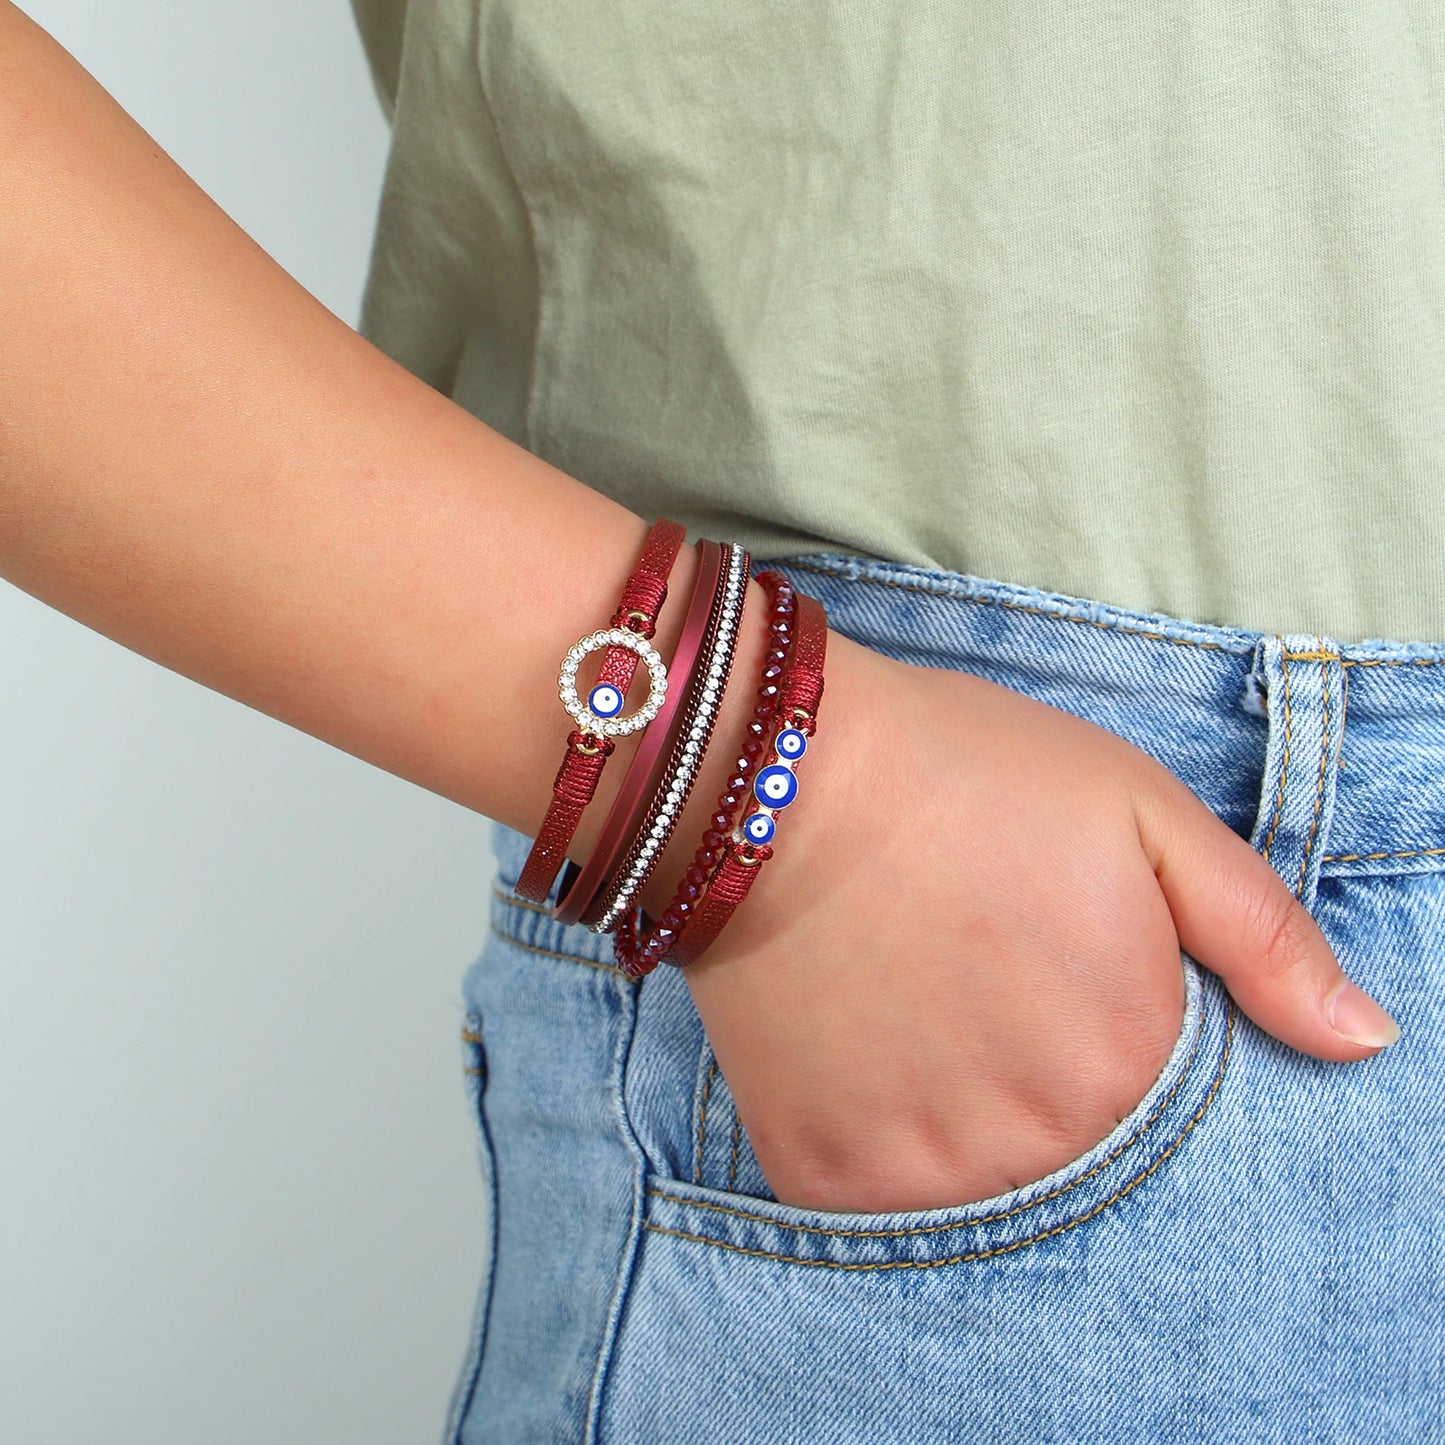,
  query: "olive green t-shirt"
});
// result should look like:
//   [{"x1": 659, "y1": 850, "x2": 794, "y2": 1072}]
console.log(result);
[{"x1": 348, "y1": 0, "x2": 1445, "y2": 644}]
